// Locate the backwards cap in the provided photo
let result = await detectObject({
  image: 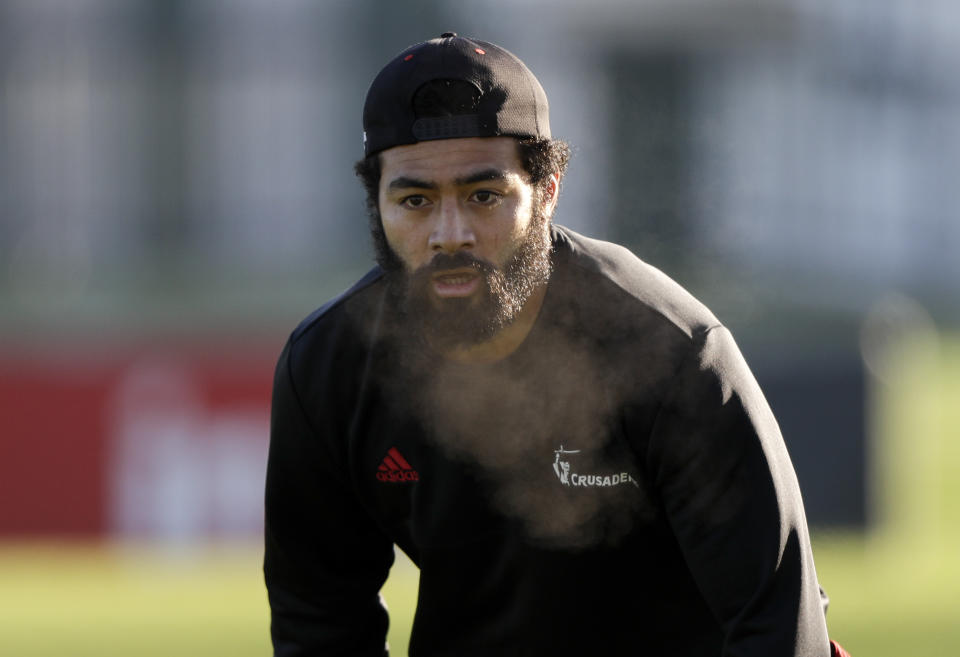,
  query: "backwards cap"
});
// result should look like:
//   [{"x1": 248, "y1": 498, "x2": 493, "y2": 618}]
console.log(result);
[{"x1": 362, "y1": 32, "x2": 551, "y2": 156}]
